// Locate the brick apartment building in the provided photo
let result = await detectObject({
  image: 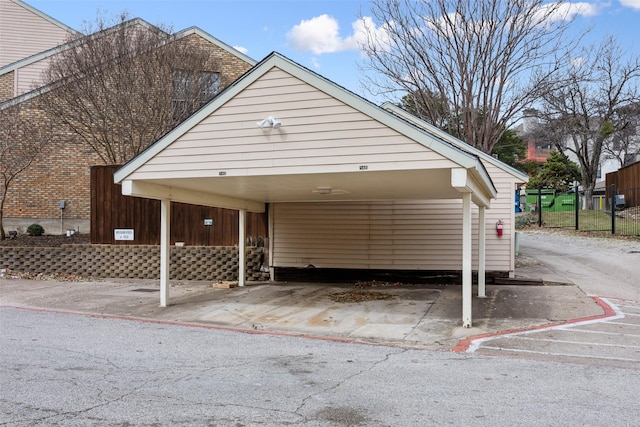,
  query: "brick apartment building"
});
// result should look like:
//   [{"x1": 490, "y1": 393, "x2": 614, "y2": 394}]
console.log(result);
[{"x1": 0, "y1": 0, "x2": 255, "y2": 234}]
